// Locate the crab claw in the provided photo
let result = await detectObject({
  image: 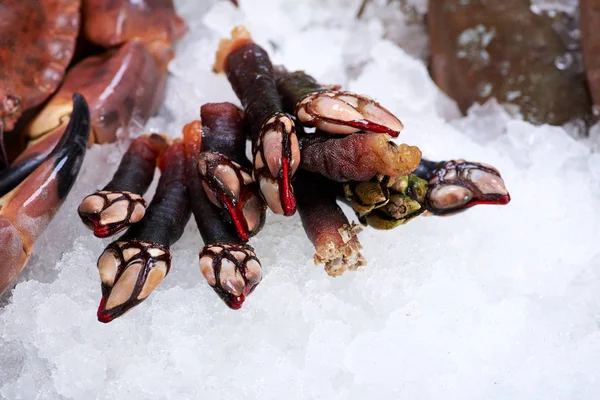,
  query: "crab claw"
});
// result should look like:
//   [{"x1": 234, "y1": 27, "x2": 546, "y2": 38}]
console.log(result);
[
  {"x1": 296, "y1": 91, "x2": 404, "y2": 136},
  {"x1": 420, "y1": 159, "x2": 511, "y2": 216},
  {"x1": 198, "y1": 243, "x2": 262, "y2": 309},
  {"x1": 0, "y1": 93, "x2": 90, "y2": 294},
  {"x1": 254, "y1": 113, "x2": 300, "y2": 215},
  {"x1": 96, "y1": 240, "x2": 170, "y2": 323},
  {"x1": 78, "y1": 191, "x2": 147, "y2": 237},
  {"x1": 198, "y1": 151, "x2": 265, "y2": 241}
]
